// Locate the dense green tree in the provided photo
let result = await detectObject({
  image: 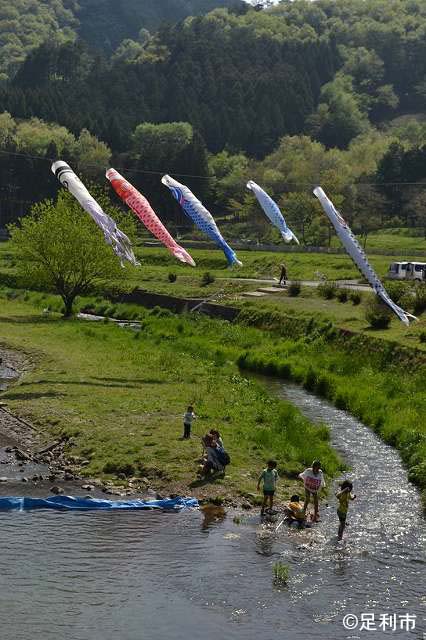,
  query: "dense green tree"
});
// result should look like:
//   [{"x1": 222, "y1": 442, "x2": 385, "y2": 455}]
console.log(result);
[
  {"x1": 76, "y1": 0, "x2": 244, "y2": 55},
  {"x1": 8, "y1": 190, "x2": 128, "y2": 316},
  {"x1": 306, "y1": 74, "x2": 370, "y2": 148},
  {"x1": 0, "y1": 0, "x2": 78, "y2": 80},
  {"x1": 115, "y1": 121, "x2": 210, "y2": 224},
  {"x1": 73, "y1": 129, "x2": 111, "y2": 178}
]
